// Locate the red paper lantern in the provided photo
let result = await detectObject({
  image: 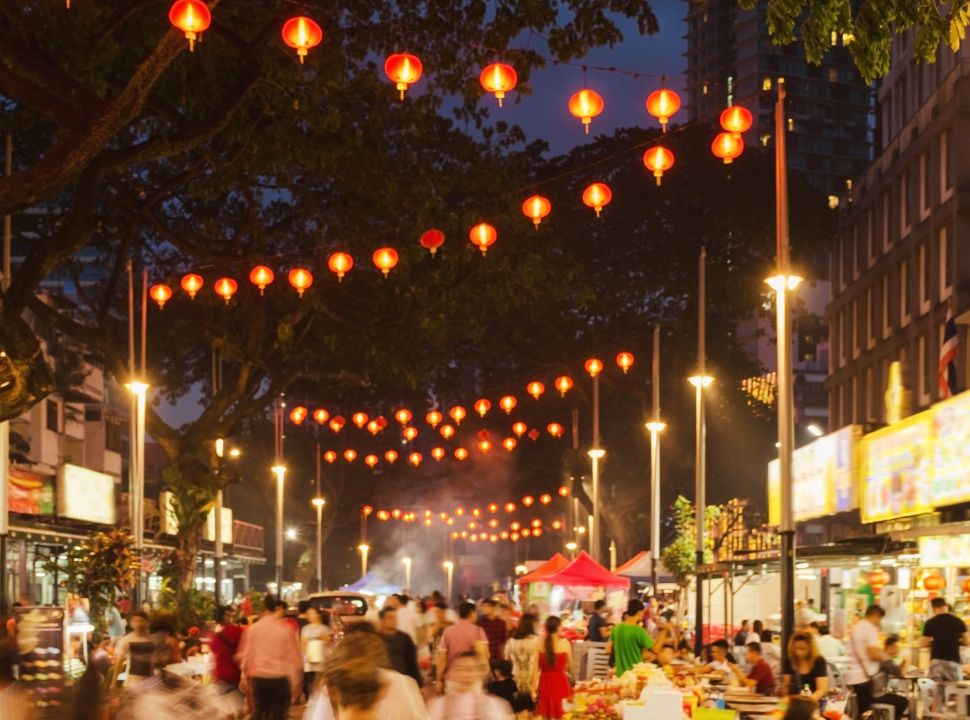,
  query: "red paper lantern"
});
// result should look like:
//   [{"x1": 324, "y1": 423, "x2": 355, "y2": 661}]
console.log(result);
[
  {"x1": 480, "y1": 63, "x2": 517, "y2": 107},
  {"x1": 720, "y1": 105, "x2": 753, "y2": 137},
  {"x1": 362, "y1": 505, "x2": 373, "y2": 517},
  {"x1": 555, "y1": 375, "x2": 573, "y2": 396},
  {"x1": 440, "y1": 424, "x2": 456, "y2": 440},
  {"x1": 366, "y1": 420, "x2": 380, "y2": 435},
  {"x1": 385, "y1": 449, "x2": 399, "y2": 464},
  {"x1": 281, "y1": 16, "x2": 323, "y2": 64},
  {"x1": 150, "y1": 284, "x2": 173, "y2": 309},
  {"x1": 712, "y1": 132, "x2": 744, "y2": 164},
  {"x1": 585, "y1": 358, "x2": 603, "y2": 377},
  {"x1": 328, "y1": 252, "x2": 353, "y2": 281},
  {"x1": 512, "y1": 422, "x2": 527, "y2": 437},
  {"x1": 344, "y1": 449, "x2": 357, "y2": 462},
  {"x1": 384, "y1": 53, "x2": 423, "y2": 100},
  {"x1": 324, "y1": 450, "x2": 337, "y2": 463},
  {"x1": 168, "y1": 0, "x2": 211, "y2": 51},
  {"x1": 522, "y1": 195, "x2": 551, "y2": 229},
  {"x1": 469, "y1": 223, "x2": 497, "y2": 256},
  {"x1": 522, "y1": 495, "x2": 535, "y2": 507},
  {"x1": 474, "y1": 399, "x2": 491, "y2": 417},
  {"x1": 431, "y1": 447, "x2": 445, "y2": 461},
  {"x1": 312, "y1": 408, "x2": 330, "y2": 425},
  {"x1": 528, "y1": 428, "x2": 540, "y2": 442},
  {"x1": 568, "y1": 89, "x2": 605, "y2": 134},
  {"x1": 558, "y1": 485, "x2": 570, "y2": 497},
  {"x1": 616, "y1": 351, "x2": 635, "y2": 373},
  {"x1": 403, "y1": 426, "x2": 419, "y2": 442},
  {"x1": 365, "y1": 454, "x2": 379, "y2": 468},
  {"x1": 478, "y1": 438, "x2": 492, "y2": 453},
  {"x1": 454, "y1": 447, "x2": 469, "y2": 461},
  {"x1": 420, "y1": 228, "x2": 445, "y2": 256},
  {"x1": 643, "y1": 146, "x2": 675, "y2": 185},
  {"x1": 503, "y1": 437, "x2": 517, "y2": 452},
  {"x1": 505, "y1": 502, "x2": 517, "y2": 513},
  {"x1": 249, "y1": 265, "x2": 275, "y2": 294},
  {"x1": 214, "y1": 277, "x2": 238, "y2": 304},
  {"x1": 409, "y1": 451, "x2": 423, "y2": 466},
  {"x1": 868, "y1": 568, "x2": 890, "y2": 596},
  {"x1": 181, "y1": 273, "x2": 203, "y2": 299},
  {"x1": 499, "y1": 396, "x2": 517, "y2": 414},
  {"x1": 645, "y1": 88, "x2": 681, "y2": 130},
  {"x1": 426, "y1": 410, "x2": 443, "y2": 427},
  {"x1": 450, "y1": 406, "x2": 466, "y2": 425},
  {"x1": 395, "y1": 409, "x2": 412, "y2": 425},
  {"x1": 329, "y1": 415, "x2": 346, "y2": 433},
  {"x1": 547, "y1": 422, "x2": 564, "y2": 438},
  {"x1": 540, "y1": 493, "x2": 553, "y2": 505},
  {"x1": 289, "y1": 406, "x2": 308, "y2": 425},
  {"x1": 288, "y1": 267, "x2": 313, "y2": 297},
  {"x1": 372, "y1": 247, "x2": 399, "y2": 277},
  {"x1": 352, "y1": 412, "x2": 369, "y2": 428},
  {"x1": 582, "y1": 183, "x2": 612, "y2": 217},
  {"x1": 526, "y1": 381, "x2": 545, "y2": 400}
]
